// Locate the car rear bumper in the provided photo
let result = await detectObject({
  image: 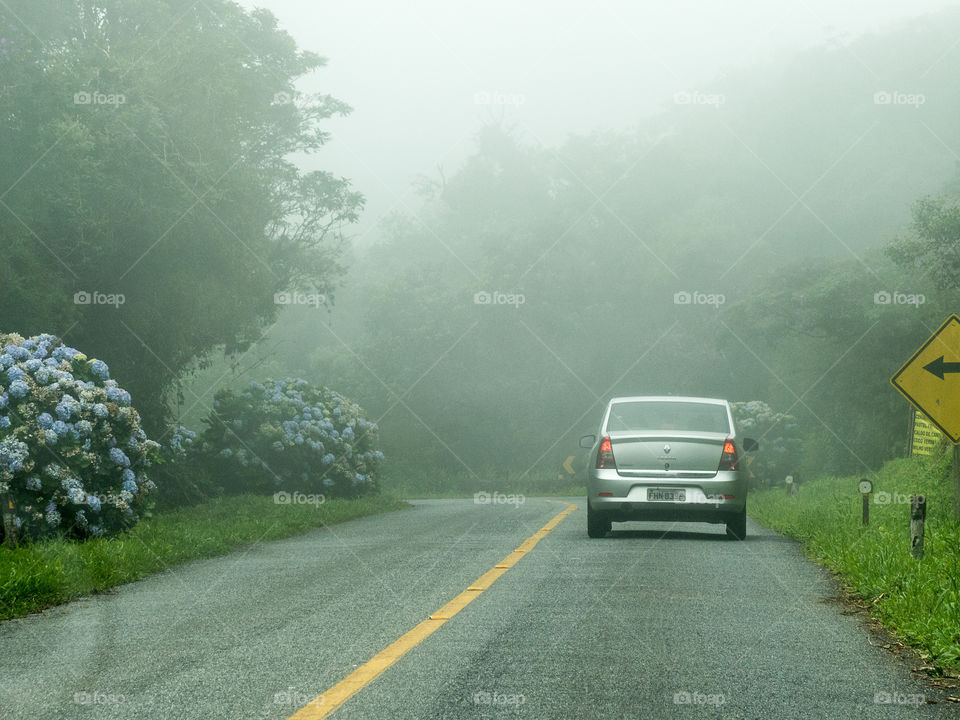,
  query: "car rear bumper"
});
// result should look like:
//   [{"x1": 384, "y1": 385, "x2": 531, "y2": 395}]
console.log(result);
[{"x1": 587, "y1": 469, "x2": 746, "y2": 523}]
